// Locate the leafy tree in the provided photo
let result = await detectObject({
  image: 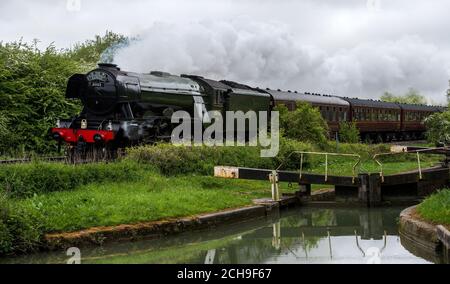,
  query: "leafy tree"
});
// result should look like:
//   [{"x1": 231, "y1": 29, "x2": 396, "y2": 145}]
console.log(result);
[
  {"x1": 338, "y1": 121, "x2": 360, "y2": 143},
  {"x1": 0, "y1": 32, "x2": 127, "y2": 155},
  {"x1": 425, "y1": 111, "x2": 450, "y2": 145},
  {"x1": 275, "y1": 102, "x2": 328, "y2": 145},
  {"x1": 381, "y1": 88, "x2": 427, "y2": 104},
  {"x1": 67, "y1": 31, "x2": 128, "y2": 68},
  {"x1": 0, "y1": 41, "x2": 83, "y2": 154}
]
